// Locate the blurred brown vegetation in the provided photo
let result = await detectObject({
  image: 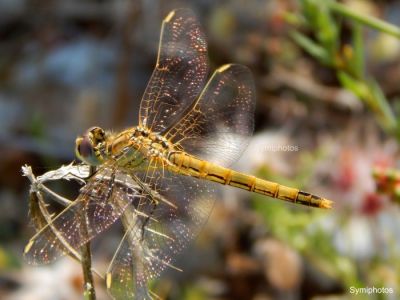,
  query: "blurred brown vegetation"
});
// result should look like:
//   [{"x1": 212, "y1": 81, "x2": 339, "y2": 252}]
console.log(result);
[{"x1": 1, "y1": 0, "x2": 400, "y2": 299}]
